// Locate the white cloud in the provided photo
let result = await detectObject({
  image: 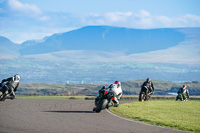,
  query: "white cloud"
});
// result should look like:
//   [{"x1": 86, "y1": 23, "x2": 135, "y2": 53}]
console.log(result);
[
  {"x1": 154, "y1": 14, "x2": 200, "y2": 28},
  {"x1": 154, "y1": 16, "x2": 173, "y2": 27},
  {"x1": 1, "y1": 1, "x2": 200, "y2": 44},
  {"x1": 8, "y1": 0, "x2": 42, "y2": 16},
  {"x1": 104, "y1": 12, "x2": 132, "y2": 22},
  {"x1": 178, "y1": 14, "x2": 200, "y2": 27},
  {"x1": 81, "y1": 10, "x2": 200, "y2": 29},
  {"x1": 80, "y1": 10, "x2": 155, "y2": 28},
  {"x1": 138, "y1": 10, "x2": 151, "y2": 17},
  {"x1": 131, "y1": 10, "x2": 153, "y2": 28}
]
